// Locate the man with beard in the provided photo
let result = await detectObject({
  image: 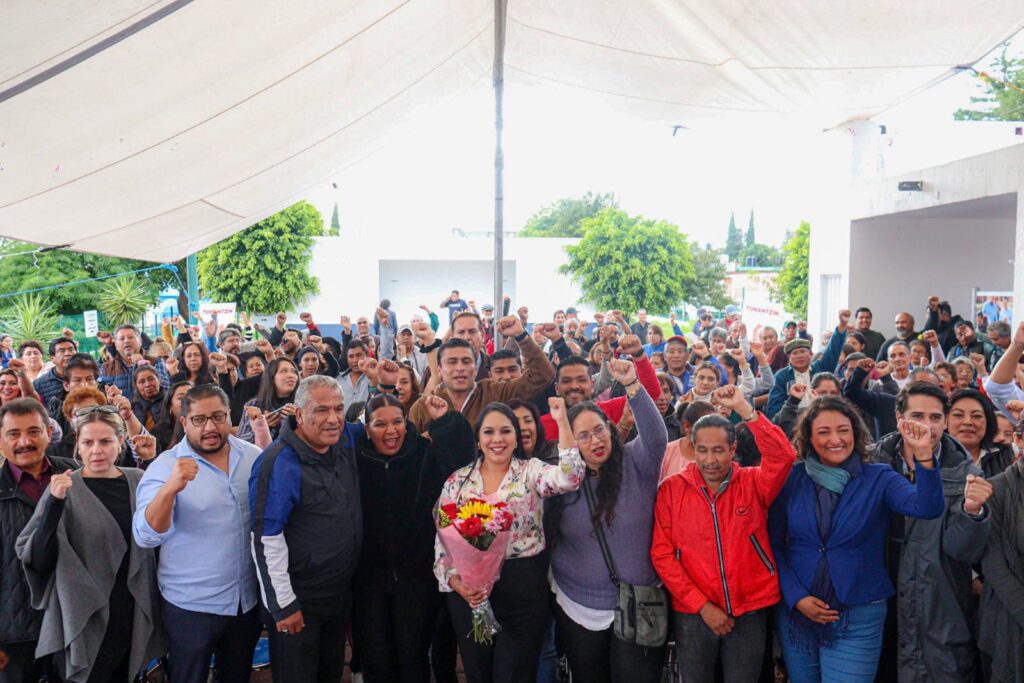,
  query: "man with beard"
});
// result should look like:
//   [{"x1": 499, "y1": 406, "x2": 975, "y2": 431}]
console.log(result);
[
  {"x1": 877, "y1": 312, "x2": 919, "y2": 362},
  {"x1": 539, "y1": 334, "x2": 662, "y2": 441},
  {"x1": 133, "y1": 385, "x2": 263, "y2": 683},
  {"x1": 0, "y1": 399, "x2": 73, "y2": 682}
]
